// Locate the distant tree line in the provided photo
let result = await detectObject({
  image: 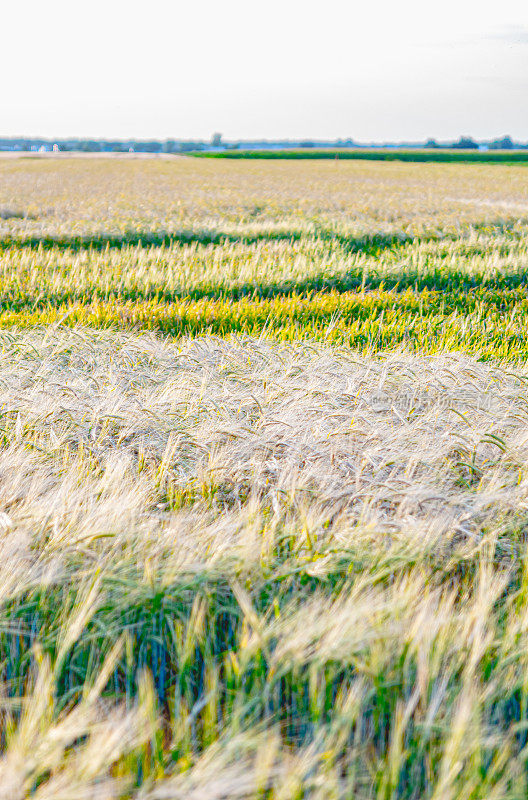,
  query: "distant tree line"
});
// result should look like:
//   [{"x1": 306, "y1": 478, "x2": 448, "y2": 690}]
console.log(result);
[
  {"x1": 0, "y1": 138, "x2": 207, "y2": 153},
  {"x1": 0, "y1": 135, "x2": 526, "y2": 153},
  {"x1": 425, "y1": 135, "x2": 518, "y2": 150}
]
